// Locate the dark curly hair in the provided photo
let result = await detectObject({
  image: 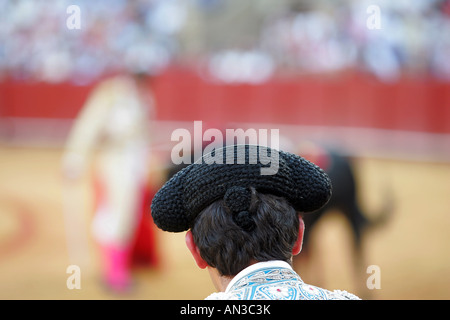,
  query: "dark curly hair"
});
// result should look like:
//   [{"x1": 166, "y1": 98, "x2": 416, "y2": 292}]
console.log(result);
[{"x1": 191, "y1": 187, "x2": 300, "y2": 276}]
